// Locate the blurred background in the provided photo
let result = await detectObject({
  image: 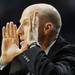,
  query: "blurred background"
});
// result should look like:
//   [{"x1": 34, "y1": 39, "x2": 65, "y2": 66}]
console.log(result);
[{"x1": 0, "y1": 0, "x2": 75, "y2": 51}]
